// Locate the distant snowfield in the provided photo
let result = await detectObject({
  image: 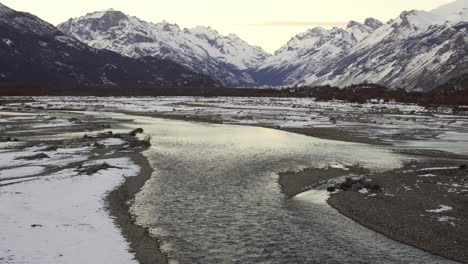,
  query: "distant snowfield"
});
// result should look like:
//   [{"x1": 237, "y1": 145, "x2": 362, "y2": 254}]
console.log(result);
[{"x1": 0, "y1": 157, "x2": 140, "y2": 264}]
